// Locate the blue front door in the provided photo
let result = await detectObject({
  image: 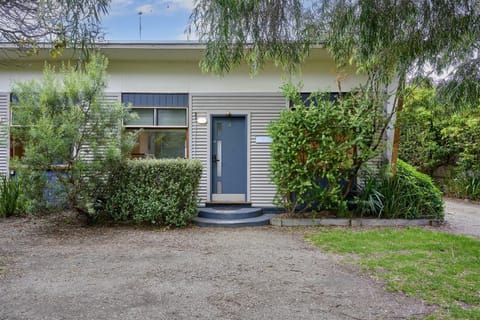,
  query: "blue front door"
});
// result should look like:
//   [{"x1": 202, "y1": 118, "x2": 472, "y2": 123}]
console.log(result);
[{"x1": 211, "y1": 116, "x2": 247, "y2": 202}]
